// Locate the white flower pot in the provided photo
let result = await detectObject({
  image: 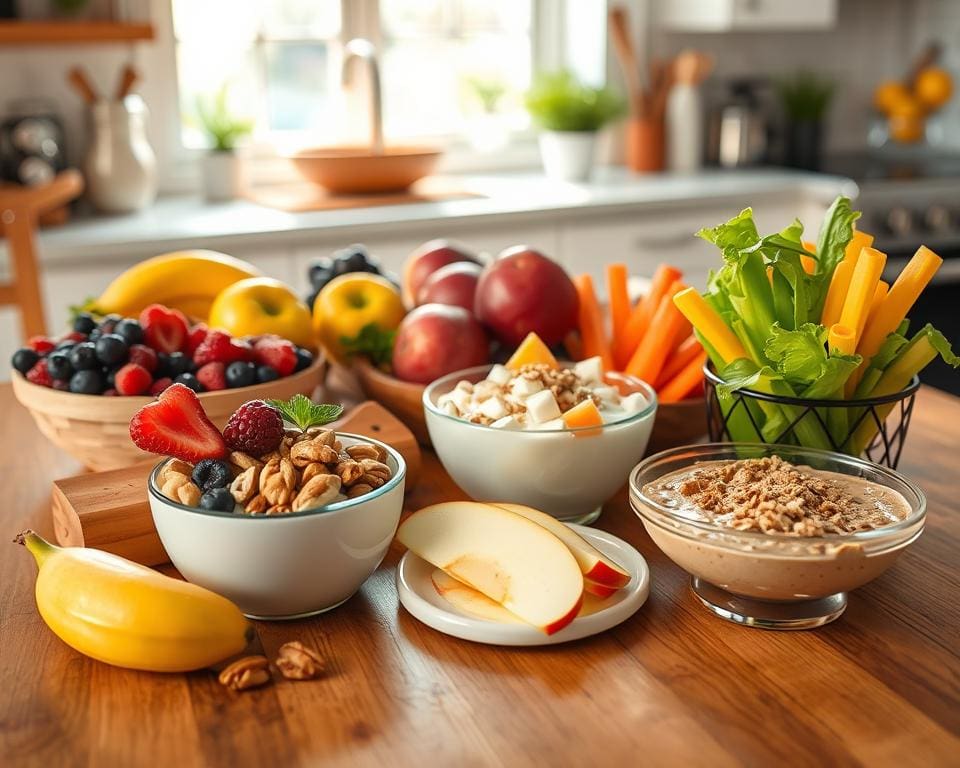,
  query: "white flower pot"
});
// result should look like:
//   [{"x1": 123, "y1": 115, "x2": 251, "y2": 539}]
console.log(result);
[
  {"x1": 201, "y1": 151, "x2": 244, "y2": 202},
  {"x1": 538, "y1": 130, "x2": 596, "y2": 182}
]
